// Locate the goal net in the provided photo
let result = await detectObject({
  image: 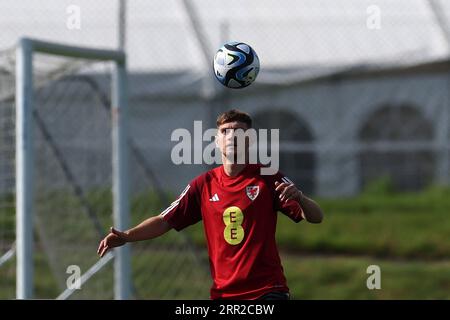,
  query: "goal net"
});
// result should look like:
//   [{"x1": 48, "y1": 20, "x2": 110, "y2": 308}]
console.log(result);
[{"x1": 0, "y1": 38, "x2": 210, "y2": 299}]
